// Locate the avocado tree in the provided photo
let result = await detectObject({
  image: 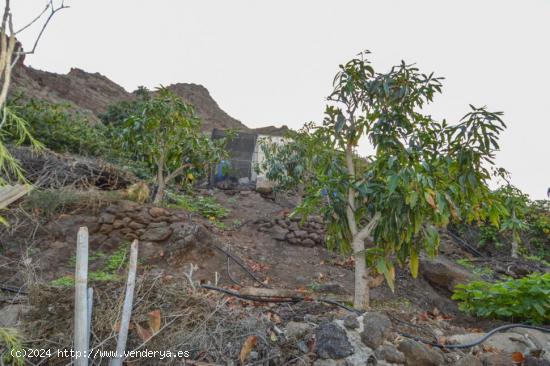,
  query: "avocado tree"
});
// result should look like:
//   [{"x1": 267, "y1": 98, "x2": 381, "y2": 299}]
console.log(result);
[
  {"x1": 120, "y1": 88, "x2": 228, "y2": 203},
  {"x1": 260, "y1": 51, "x2": 507, "y2": 309}
]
